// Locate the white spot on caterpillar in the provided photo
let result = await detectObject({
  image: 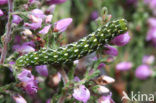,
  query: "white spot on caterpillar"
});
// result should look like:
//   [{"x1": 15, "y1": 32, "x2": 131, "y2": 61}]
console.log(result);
[
  {"x1": 34, "y1": 57, "x2": 38, "y2": 60},
  {"x1": 54, "y1": 55, "x2": 58, "y2": 58},
  {"x1": 84, "y1": 44, "x2": 89, "y2": 48},
  {"x1": 64, "y1": 53, "x2": 68, "y2": 56},
  {"x1": 93, "y1": 39, "x2": 97, "y2": 42},
  {"x1": 30, "y1": 55, "x2": 33, "y2": 57},
  {"x1": 19, "y1": 60, "x2": 23, "y2": 63},
  {"x1": 91, "y1": 33, "x2": 95, "y2": 36},
  {"x1": 74, "y1": 49, "x2": 79, "y2": 52},
  {"x1": 101, "y1": 34, "x2": 104, "y2": 37},
  {"x1": 31, "y1": 61, "x2": 34, "y2": 63},
  {"x1": 107, "y1": 30, "x2": 110, "y2": 32}
]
